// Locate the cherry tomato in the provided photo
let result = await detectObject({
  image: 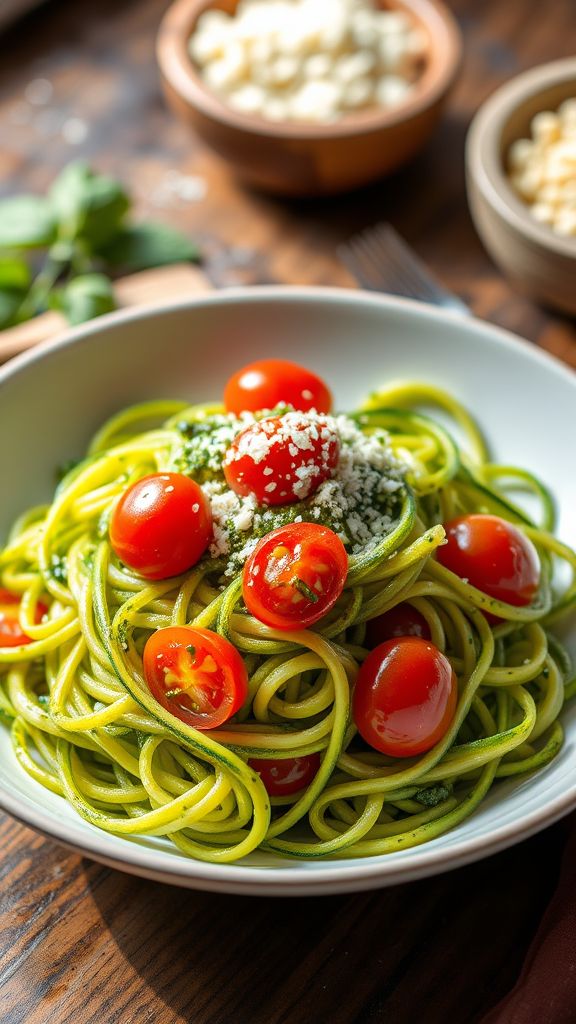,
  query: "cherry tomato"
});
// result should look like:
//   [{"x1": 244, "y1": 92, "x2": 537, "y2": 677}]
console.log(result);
[
  {"x1": 224, "y1": 414, "x2": 340, "y2": 507},
  {"x1": 243, "y1": 523, "x2": 348, "y2": 630},
  {"x1": 224, "y1": 359, "x2": 332, "y2": 415},
  {"x1": 110, "y1": 473, "x2": 212, "y2": 580},
  {"x1": 437, "y1": 514, "x2": 540, "y2": 608},
  {"x1": 0, "y1": 588, "x2": 48, "y2": 648},
  {"x1": 353, "y1": 637, "x2": 457, "y2": 758},
  {"x1": 143, "y1": 625, "x2": 248, "y2": 730},
  {"x1": 248, "y1": 753, "x2": 321, "y2": 796},
  {"x1": 365, "y1": 602, "x2": 431, "y2": 648}
]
